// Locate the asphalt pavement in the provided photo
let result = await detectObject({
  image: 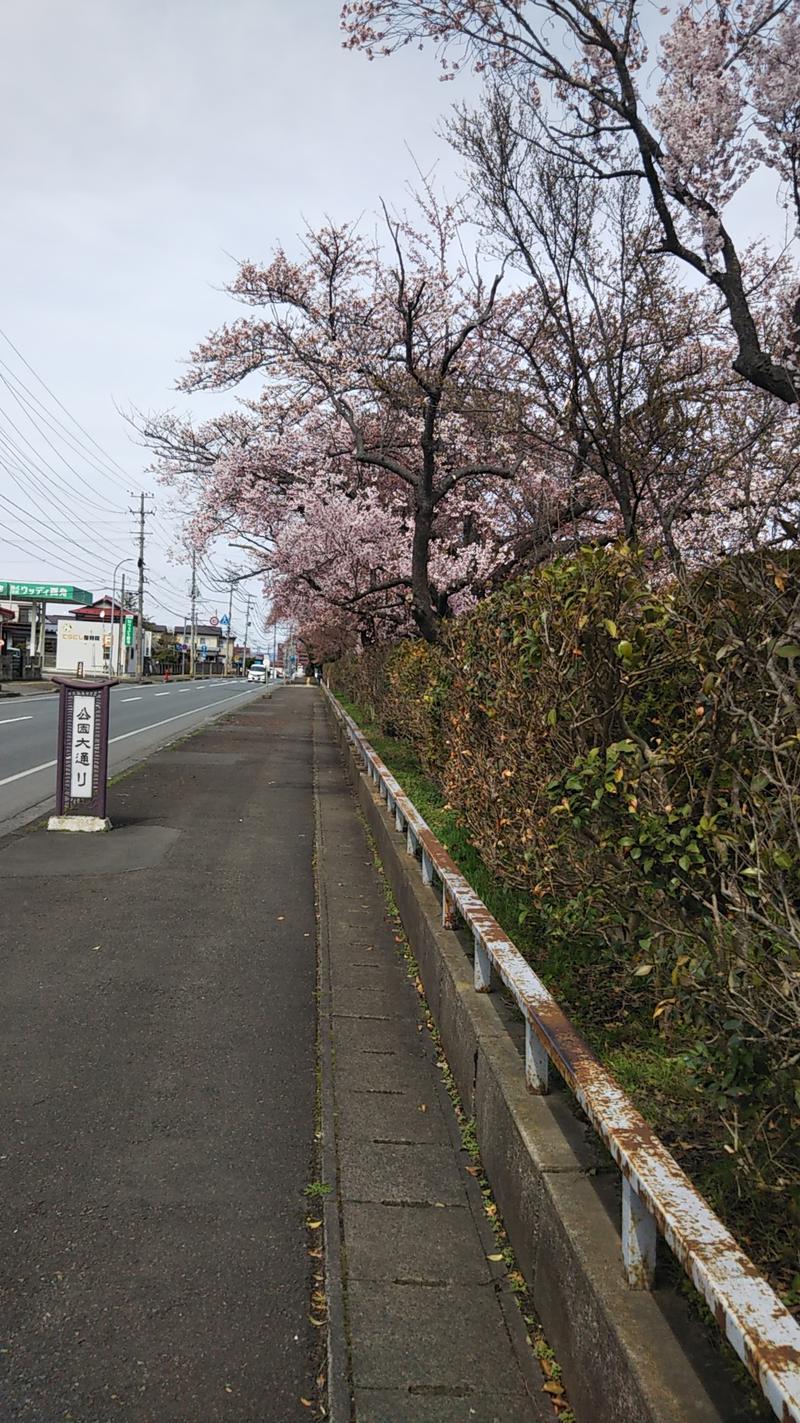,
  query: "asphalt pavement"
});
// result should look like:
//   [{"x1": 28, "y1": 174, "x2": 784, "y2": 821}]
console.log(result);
[
  {"x1": 0, "y1": 678, "x2": 268, "y2": 835},
  {"x1": 0, "y1": 686, "x2": 318, "y2": 1421}
]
